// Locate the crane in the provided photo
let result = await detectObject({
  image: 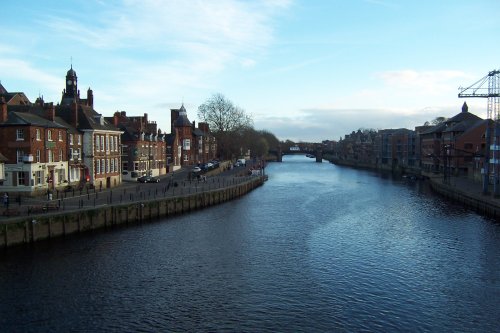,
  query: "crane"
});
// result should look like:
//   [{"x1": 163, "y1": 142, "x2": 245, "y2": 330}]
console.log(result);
[{"x1": 458, "y1": 70, "x2": 500, "y2": 195}]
